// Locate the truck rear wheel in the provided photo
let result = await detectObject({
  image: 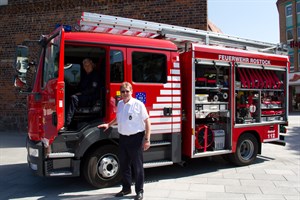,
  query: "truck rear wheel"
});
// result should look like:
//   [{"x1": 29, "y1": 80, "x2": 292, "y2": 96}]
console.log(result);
[
  {"x1": 83, "y1": 145, "x2": 121, "y2": 188},
  {"x1": 229, "y1": 133, "x2": 258, "y2": 166}
]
